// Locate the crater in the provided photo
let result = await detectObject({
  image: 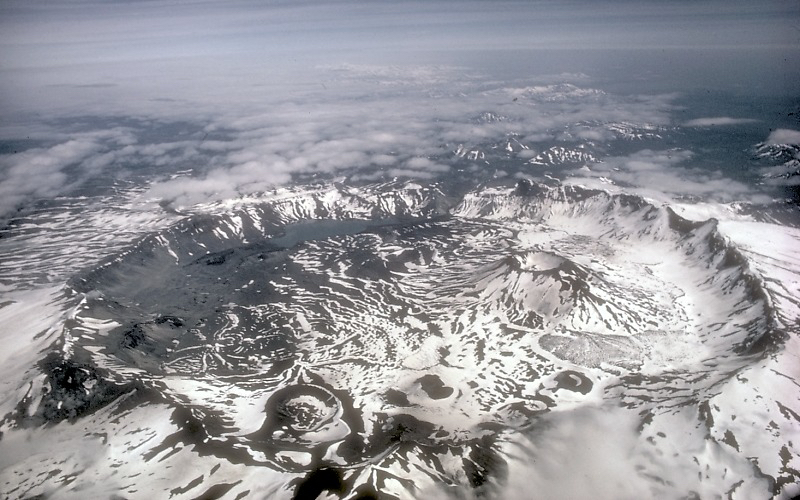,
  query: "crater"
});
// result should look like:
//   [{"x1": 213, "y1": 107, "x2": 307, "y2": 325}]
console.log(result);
[
  {"x1": 416, "y1": 374, "x2": 454, "y2": 400},
  {"x1": 51, "y1": 182, "x2": 781, "y2": 494},
  {"x1": 265, "y1": 384, "x2": 342, "y2": 434}
]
